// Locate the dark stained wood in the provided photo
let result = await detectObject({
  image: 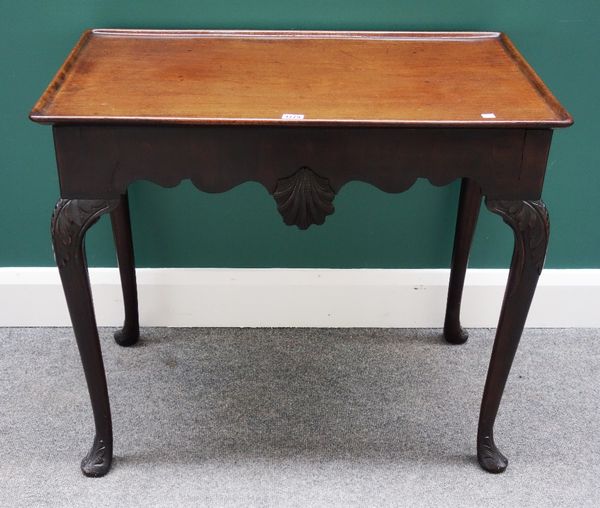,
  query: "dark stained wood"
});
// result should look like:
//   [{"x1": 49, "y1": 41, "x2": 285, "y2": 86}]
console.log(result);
[
  {"x1": 52, "y1": 125, "x2": 551, "y2": 202},
  {"x1": 479, "y1": 199, "x2": 550, "y2": 473},
  {"x1": 273, "y1": 167, "x2": 335, "y2": 230},
  {"x1": 51, "y1": 198, "x2": 120, "y2": 477},
  {"x1": 110, "y1": 193, "x2": 139, "y2": 346},
  {"x1": 31, "y1": 29, "x2": 572, "y2": 477},
  {"x1": 30, "y1": 29, "x2": 572, "y2": 128},
  {"x1": 444, "y1": 178, "x2": 482, "y2": 344}
]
